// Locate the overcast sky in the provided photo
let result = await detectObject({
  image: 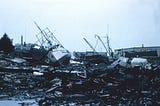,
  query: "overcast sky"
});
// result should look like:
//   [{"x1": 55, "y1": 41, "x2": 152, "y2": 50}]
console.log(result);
[{"x1": 0, "y1": 0, "x2": 160, "y2": 52}]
